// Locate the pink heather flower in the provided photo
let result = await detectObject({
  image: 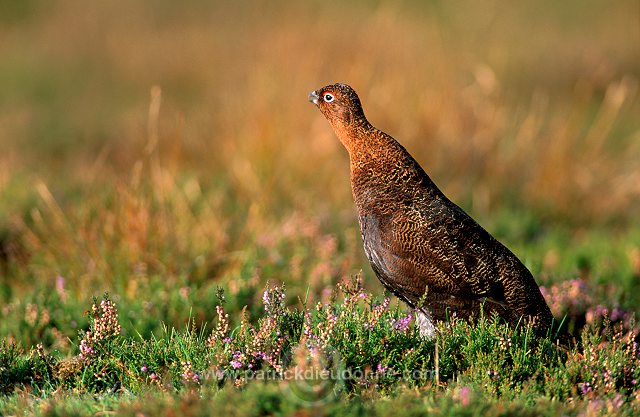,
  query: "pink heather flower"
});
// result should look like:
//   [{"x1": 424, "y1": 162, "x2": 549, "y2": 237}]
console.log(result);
[
  {"x1": 150, "y1": 373, "x2": 157, "y2": 380},
  {"x1": 390, "y1": 312, "x2": 413, "y2": 331},
  {"x1": 79, "y1": 339, "x2": 95, "y2": 358},
  {"x1": 141, "y1": 365, "x2": 148, "y2": 372},
  {"x1": 56, "y1": 276, "x2": 66, "y2": 300},
  {"x1": 539, "y1": 286, "x2": 549, "y2": 298},
  {"x1": 459, "y1": 386, "x2": 471, "y2": 407},
  {"x1": 376, "y1": 363, "x2": 389, "y2": 373},
  {"x1": 540, "y1": 278, "x2": 592, "y2": 317},
  {"x1": 379, "y1": 297, "x2": 390, "y2": 310},
  {"x1": 610, "y1": 394, "x2": 624, "y2": 409},
  {"x1": 230, "y1": 360, "x2": 243, "y2": 369},
  {"x1": 262, "y1": 285, "x2": 287, "y2": 315},
  {"x1": 579, "y1": 382, "x2": 592, "y2": 395},
  {"x1": 610, "y1": 307, "x2": 630, "y2": 322},
  {"x1": 585, "y1": 310, "x2": 594, "y2": 323}
]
